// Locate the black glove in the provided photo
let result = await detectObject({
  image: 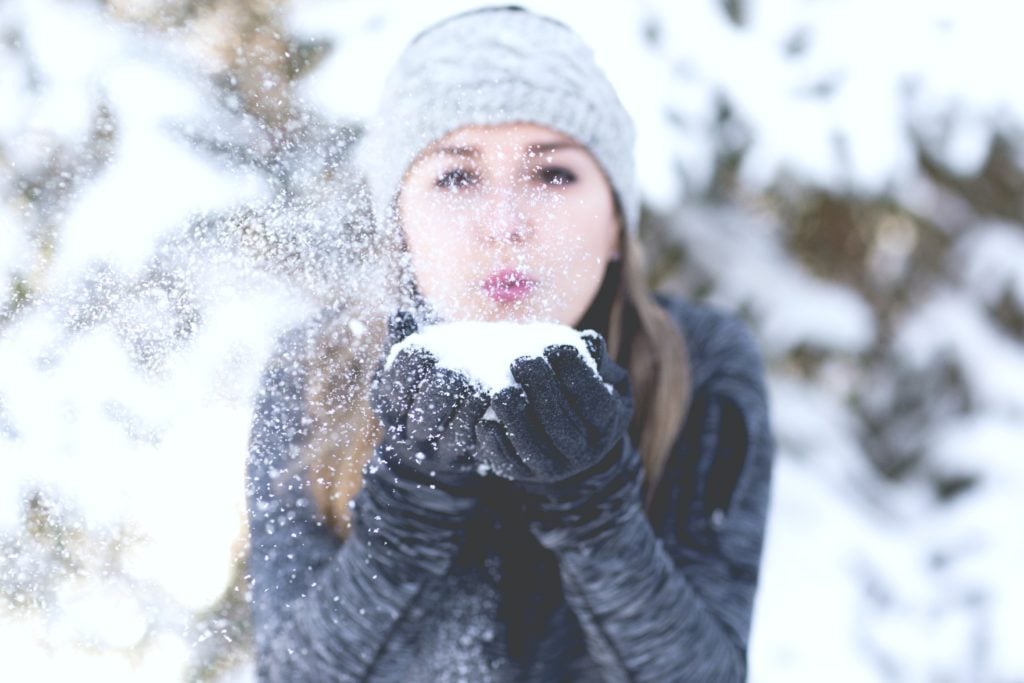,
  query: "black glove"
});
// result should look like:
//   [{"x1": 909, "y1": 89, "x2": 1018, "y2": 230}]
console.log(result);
[
  {"x1": 348, "y1": 311, "x2": 485, "y2": 584},
  {"x1": 475, "y1": 332, "x2": 634, "y2": 487},
  {"x1": 368, "y1": 313, "x2": 490, "y2": 492}
]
